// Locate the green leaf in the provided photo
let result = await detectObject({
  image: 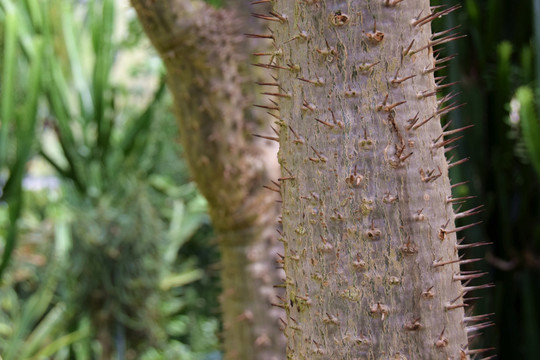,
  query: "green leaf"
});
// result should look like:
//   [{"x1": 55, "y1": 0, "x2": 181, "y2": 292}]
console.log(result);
[
  {"x1": 119, "y1": 79, "x2": 166, "y2": 159},
  {"x1": 28, "y1": 327, "x2": 90, "y2": 360},
  {"x1": 2, "y1": 35, "x2": 44, "y2": 200},
  {"x1": 0, "y1": 0, "x2": 18, "y2": 168},
  {"x1": 516, "y1": 86, "x2": 540, "y2": 177},
  {"x1": 160, "y1": 269, "x2": 204, "y2": 291},
  {"x1": 0, "y1": 1, "x2": 45, "y2": 281},
  {"x1": 91, "y1": 0, "x2": 115, "y2": 156},
  {"x1": 20, "y1": 304, "x2": 67, "y2": 359},
  {"x1": 61, "y1": 3, "x2": 92, "y2": 122}
]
